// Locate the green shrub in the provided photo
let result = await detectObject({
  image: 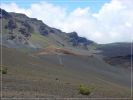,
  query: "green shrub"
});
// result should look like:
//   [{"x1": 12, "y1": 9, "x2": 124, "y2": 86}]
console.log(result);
[
  {"x1": 0, "y1": 67, "x2": 7, "y2": 74},
  {"x1": 79, "y1": 84, "x2": 92, "y2": 95}
]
